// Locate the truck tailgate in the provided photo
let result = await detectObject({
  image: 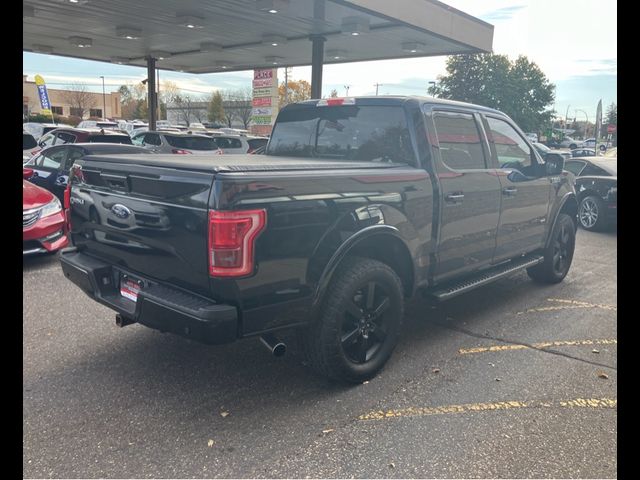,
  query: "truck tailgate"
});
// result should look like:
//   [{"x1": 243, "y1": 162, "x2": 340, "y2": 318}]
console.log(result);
[{"x1": 68, "y1": 155, "x2": 215, "y2": 297}]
